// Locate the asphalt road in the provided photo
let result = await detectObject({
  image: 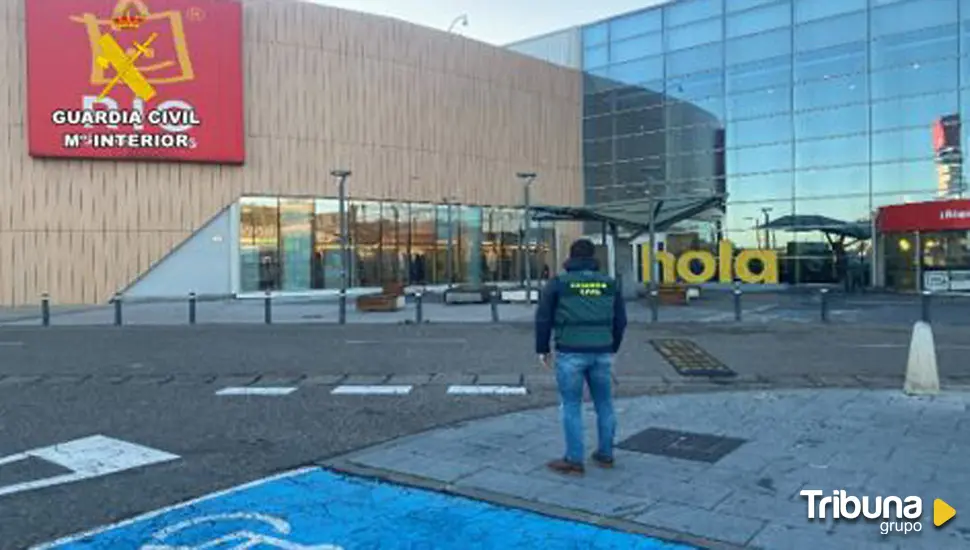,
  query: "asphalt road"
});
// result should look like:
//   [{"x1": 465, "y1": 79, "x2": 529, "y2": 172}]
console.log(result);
[{"x1": 1, "y1": 323, "x2": 969, "y2": 549}]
